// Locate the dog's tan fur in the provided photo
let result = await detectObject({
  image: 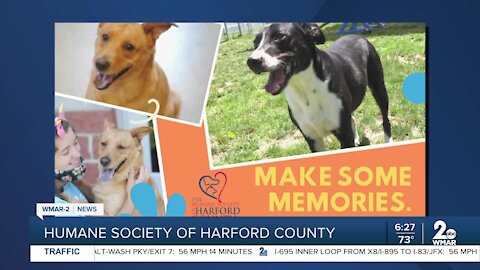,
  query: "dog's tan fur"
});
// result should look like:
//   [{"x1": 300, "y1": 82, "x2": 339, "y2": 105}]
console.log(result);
[
  {"x1": 86, "y1": 23, "x2": 181, "y2": 118},
  {"x1": 93, "y1": 123, "x2": 165, "y2": 216}
]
